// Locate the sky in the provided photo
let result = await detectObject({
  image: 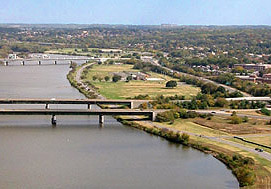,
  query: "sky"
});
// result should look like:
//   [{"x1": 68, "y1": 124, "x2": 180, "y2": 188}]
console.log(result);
[{"x1": 0, "y1": 0, "x2": 270, "y2": 25}]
